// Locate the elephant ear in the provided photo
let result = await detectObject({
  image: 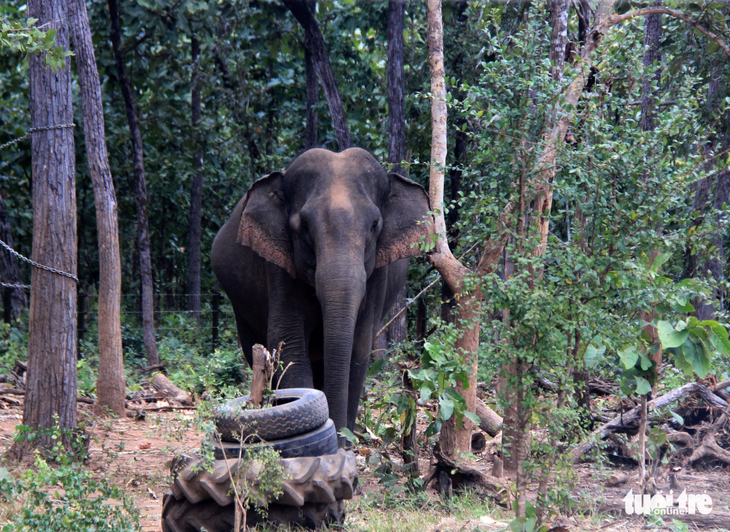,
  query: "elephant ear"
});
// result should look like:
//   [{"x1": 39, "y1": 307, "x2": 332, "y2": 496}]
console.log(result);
[
  {"x1": 236, "y1": 171, "x2": 296, "y2": 277},
  {"x1": 376, "y1": 173, "x2": 434, "y2": 268}
]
